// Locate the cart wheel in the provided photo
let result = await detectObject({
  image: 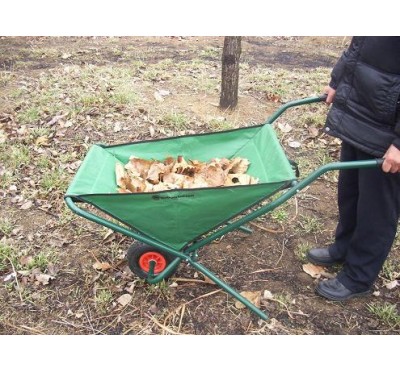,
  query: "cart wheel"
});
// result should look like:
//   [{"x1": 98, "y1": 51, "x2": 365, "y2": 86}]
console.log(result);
[{"x1": 126, "y1": 242, "x2": 177, "y2": 280}]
